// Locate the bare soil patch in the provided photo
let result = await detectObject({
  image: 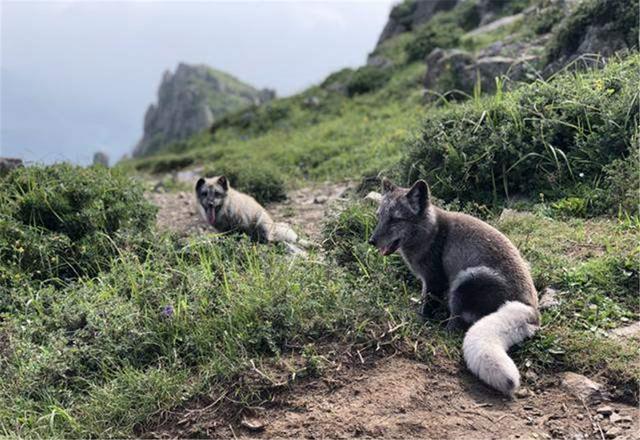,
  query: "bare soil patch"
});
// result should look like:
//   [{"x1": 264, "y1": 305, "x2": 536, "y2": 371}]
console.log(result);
[
  {"x1": 146, "y1": 355, "x2": 639, "y2": 439},
  {"x1": 148, "y1": 180, "x2": 353, "y2": 241}
]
